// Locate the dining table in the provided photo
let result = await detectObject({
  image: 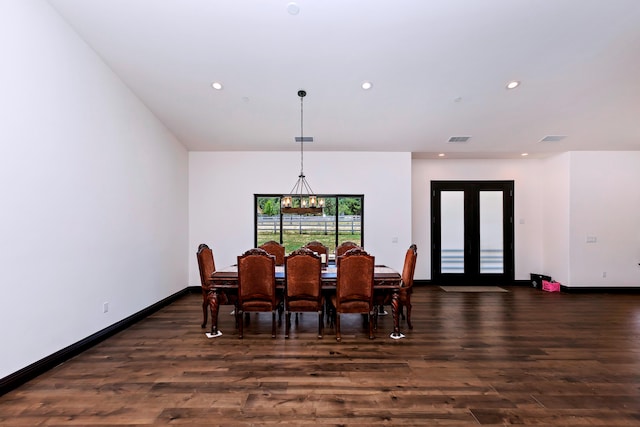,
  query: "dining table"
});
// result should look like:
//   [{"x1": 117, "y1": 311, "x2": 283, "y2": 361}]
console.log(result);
[{"x1": 206, "y1": 264, "x2": 405, "y2": 339}]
